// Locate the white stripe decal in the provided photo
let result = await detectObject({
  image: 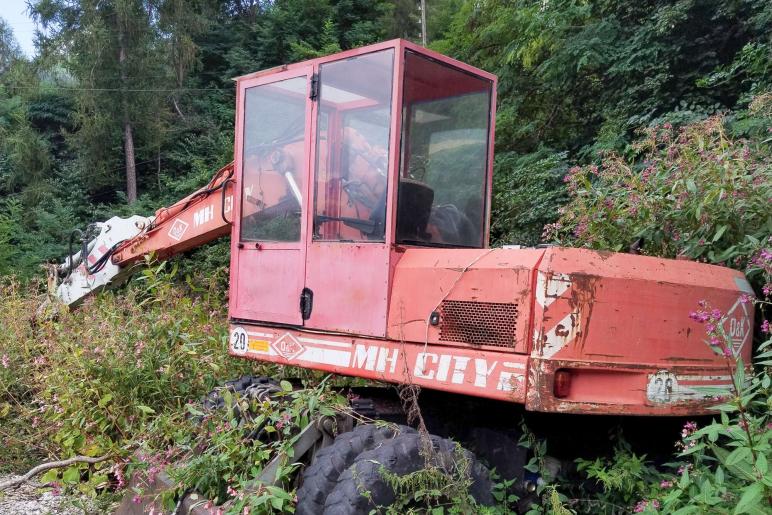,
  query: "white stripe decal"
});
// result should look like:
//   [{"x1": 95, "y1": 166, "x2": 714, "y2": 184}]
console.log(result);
[
  {"x1": 541, "y1": 312, "x2": 579, "y2": 359},
  {"x1": 297, "y1": 346, "x2": 351, "y2": 367},
  {"x1": 678, "y1": 375, "x2": 732, "y2": 382},
  {"x1": 297, "y1": 337, "x2": 353, "y2": 348},
  {"x1": 502, "y1": 361, "x2": 527, "y2": 369},
  {"x1": 247, "y1": 331, "x2": 273, "y2": 338},
  {"x1": 535, "y1": 272, "x2": 571, "y2": 308}
]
